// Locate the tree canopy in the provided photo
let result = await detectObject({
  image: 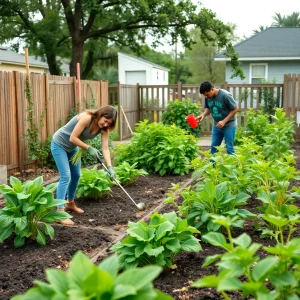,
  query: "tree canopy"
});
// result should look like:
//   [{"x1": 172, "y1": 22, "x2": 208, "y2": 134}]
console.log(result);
[{"x1": 0, "y1": 0, "x2": 243, "y2": 79}]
